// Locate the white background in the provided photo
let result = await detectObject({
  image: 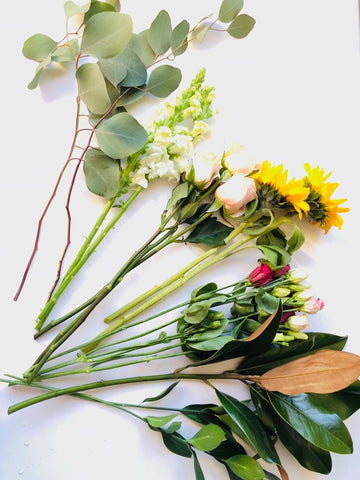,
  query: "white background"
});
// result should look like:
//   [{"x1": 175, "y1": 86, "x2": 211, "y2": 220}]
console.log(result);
[{"x1": 1, "y1": 1, "x2": 360, "y2": 479}]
